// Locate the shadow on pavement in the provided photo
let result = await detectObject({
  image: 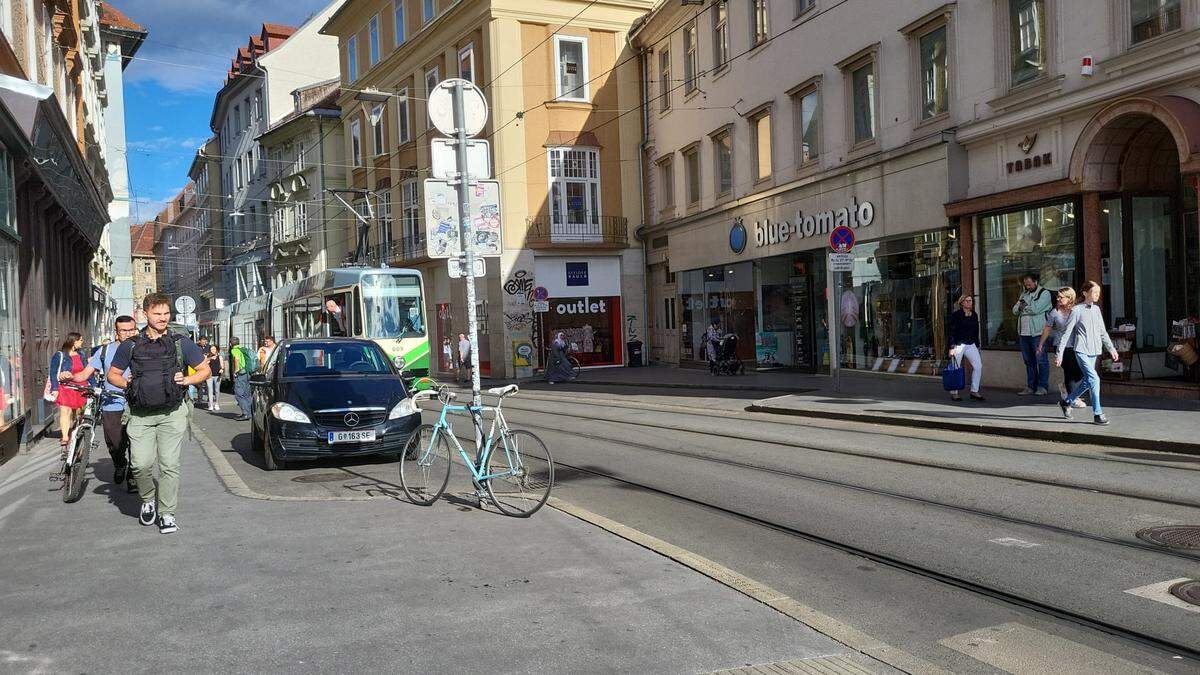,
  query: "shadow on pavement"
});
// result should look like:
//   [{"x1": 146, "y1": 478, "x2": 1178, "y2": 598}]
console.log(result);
[{"x1": 1105, "y1": 451, "x2": 1200, "y2": 464}]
